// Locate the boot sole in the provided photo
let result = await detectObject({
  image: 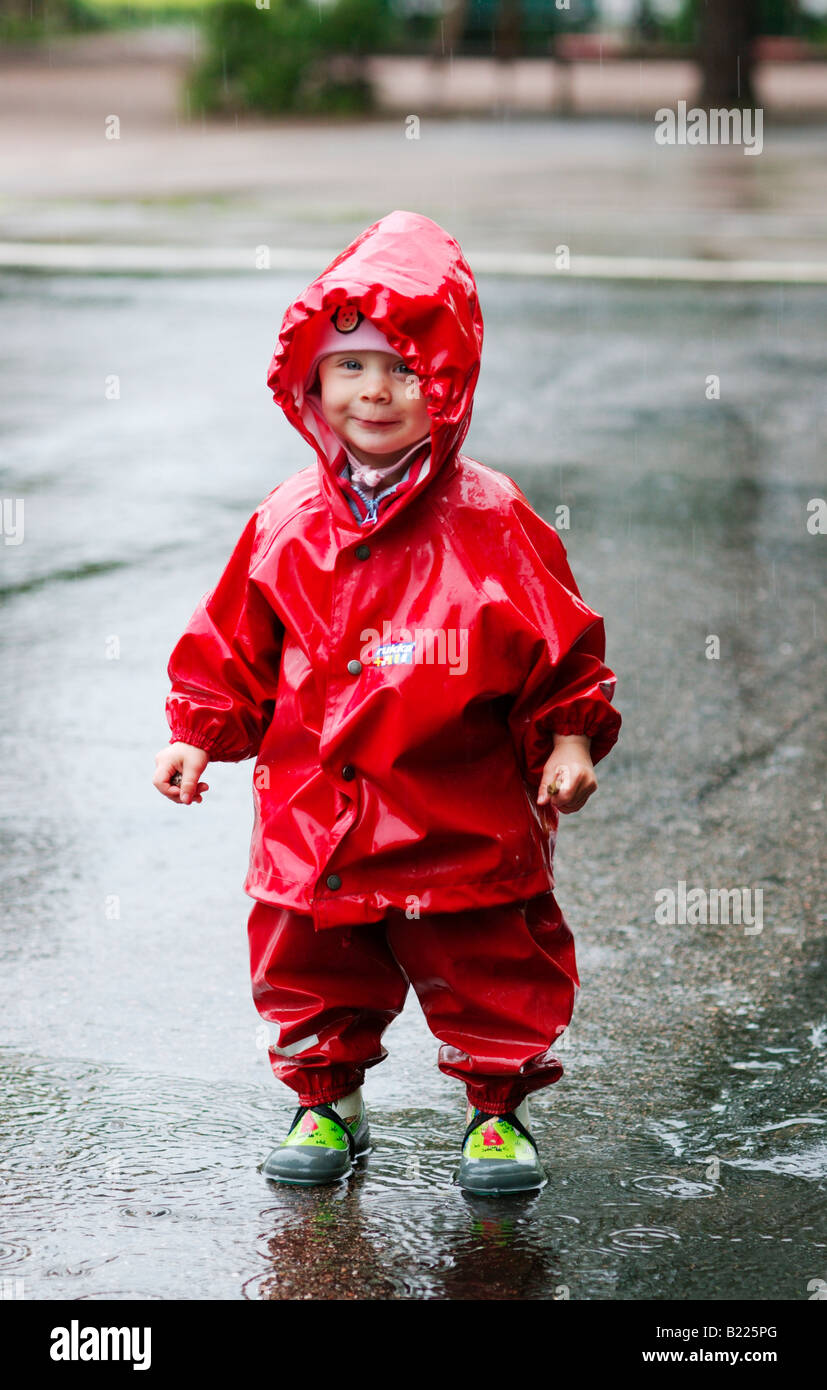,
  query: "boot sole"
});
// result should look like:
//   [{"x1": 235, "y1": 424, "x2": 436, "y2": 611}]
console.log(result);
[
  {"x1": 261, "y1": 1144, "x2": 372, "y2": 1186},
  {"x1": 263, "y1": 1167, "x2": 352, "y2": 1187},
  {"x1": 456, "y1": 1174, "x2": 548, "y2": 1196}
]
